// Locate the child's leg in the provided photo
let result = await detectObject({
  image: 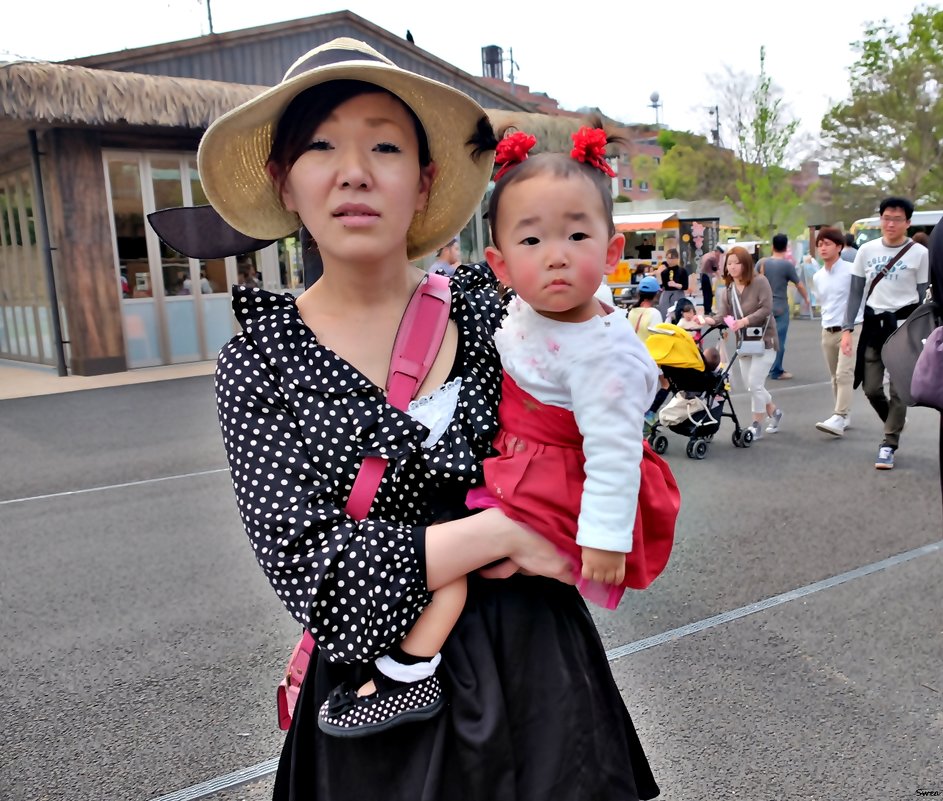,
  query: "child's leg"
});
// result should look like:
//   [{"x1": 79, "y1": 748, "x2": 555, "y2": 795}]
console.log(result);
[
  {"x1": 318, "y1": 576, "x2": 467, "y2": 737},
  {"x1": 402, "y1": 575, "x2": 467, "y2": 657},
  {"x1": 361, "y1": 576, "x2": 467, "y2": 695}
]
